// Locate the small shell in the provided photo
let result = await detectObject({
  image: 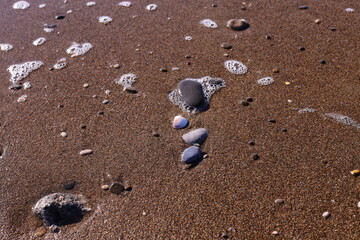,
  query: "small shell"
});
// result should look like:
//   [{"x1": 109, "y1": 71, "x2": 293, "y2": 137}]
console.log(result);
[
  {"x1": 350, "y1": 170, "x2": 360, "y2": 176},
  {"x1": 172, "y1": 116, "x2": 188, "y2": 129}
]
